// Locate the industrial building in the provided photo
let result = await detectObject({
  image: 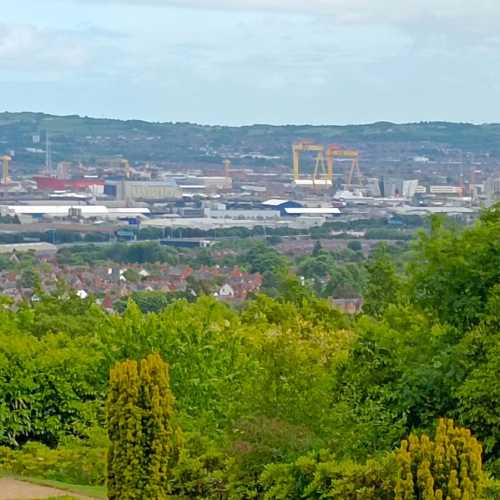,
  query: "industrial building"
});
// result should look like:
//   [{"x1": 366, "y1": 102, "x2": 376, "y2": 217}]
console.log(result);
[
  {"x1": 104, "y1": 180, "x2": 182, "y2": 201},
  {"x1": 204, "y1": 208, "x2": 281, "y2": 220},
  {"x1": 194, "y1": 176, "x2": 232, "y2": 191},
  {"x1": 429, "y1": 186, "x2": 464, "y2": 196},
  {"x1": 1, "y1": 205, "x2": 150, "y2": 220},
  {"x1": 284, "y1": 207, "x2": 341, "y2": 216},
  {"x1": 261, "y1": 199, "x2": 340, "y2": 217},
  {"x1": 34, "y1": 176, "x2": 104, "y2": 194},
  {"x1": 261, "y1": 199, "x2": 303, "y2": 216},
  {"x1": 484, "y1": 176, "x2": 500, "y2": 205}
]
